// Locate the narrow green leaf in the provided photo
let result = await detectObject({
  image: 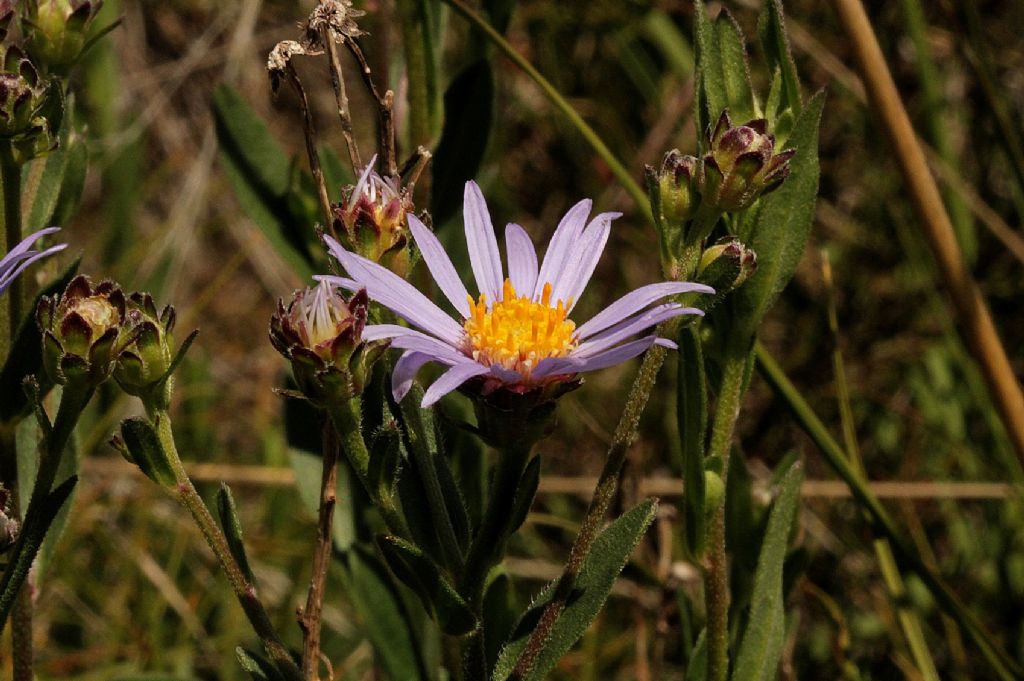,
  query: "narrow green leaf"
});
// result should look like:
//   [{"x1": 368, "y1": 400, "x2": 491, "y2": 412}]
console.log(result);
[
  {"x1": 236, "y1": 647, "x2": 288, "y2": 681},
  {"x1": 731, "y1": 462, "x2": 804, "y2": 681},
  {"x1": 709, "y1": 10, "x2": 757, "y2": 122},
  {"x1": 507, "y1": 455, "x2": 540, "y2": 536},
  {"x1": 0, "y1": 476, "x2": 77, "y2": 627},
  {"x1": 376, "y1": 534, "x2": 478, "y2": 636},
  {"x1": 368, "y1": 419, "x2": 403, "y2": 497},
  {"x1": 729, "y1": 91, "x2": 824, "y2": 340},
  {"x1": 677, "y1": 326, "x2": 707, "y2": 558},
  {"x1": 217, "y1": 484, "x2": 256, "y2": 583},
  {"x1": 685, "y1": 630, "x2": 708, "y2": 681},
  {"x1": 692, "y1": 0, "x2": 713, "y2": 139},
  {"x1": 493, "y1": 499, "x2": 658, "y2": 681},
  {"x1": 118, "y1": 417, "x2": 176, "y2": 487},
  {"x1": 212, "y1": 85, "x2": 316, "y2": 278},
  {"x1": 432, "y1": 60, "x2": 494, "y2": 227},
  {"x1": 483, "y1": 572, "x2": 518, "y2": 672},
  {"x1": 341, "y1": 548, "x2": 432, "y2": 681},
  {"x1": 0, "y1": 257, "x2": 80, "y2": 422},
  {"x1": 758, "y1": 0, "x2": 802, "y2": 116}
]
